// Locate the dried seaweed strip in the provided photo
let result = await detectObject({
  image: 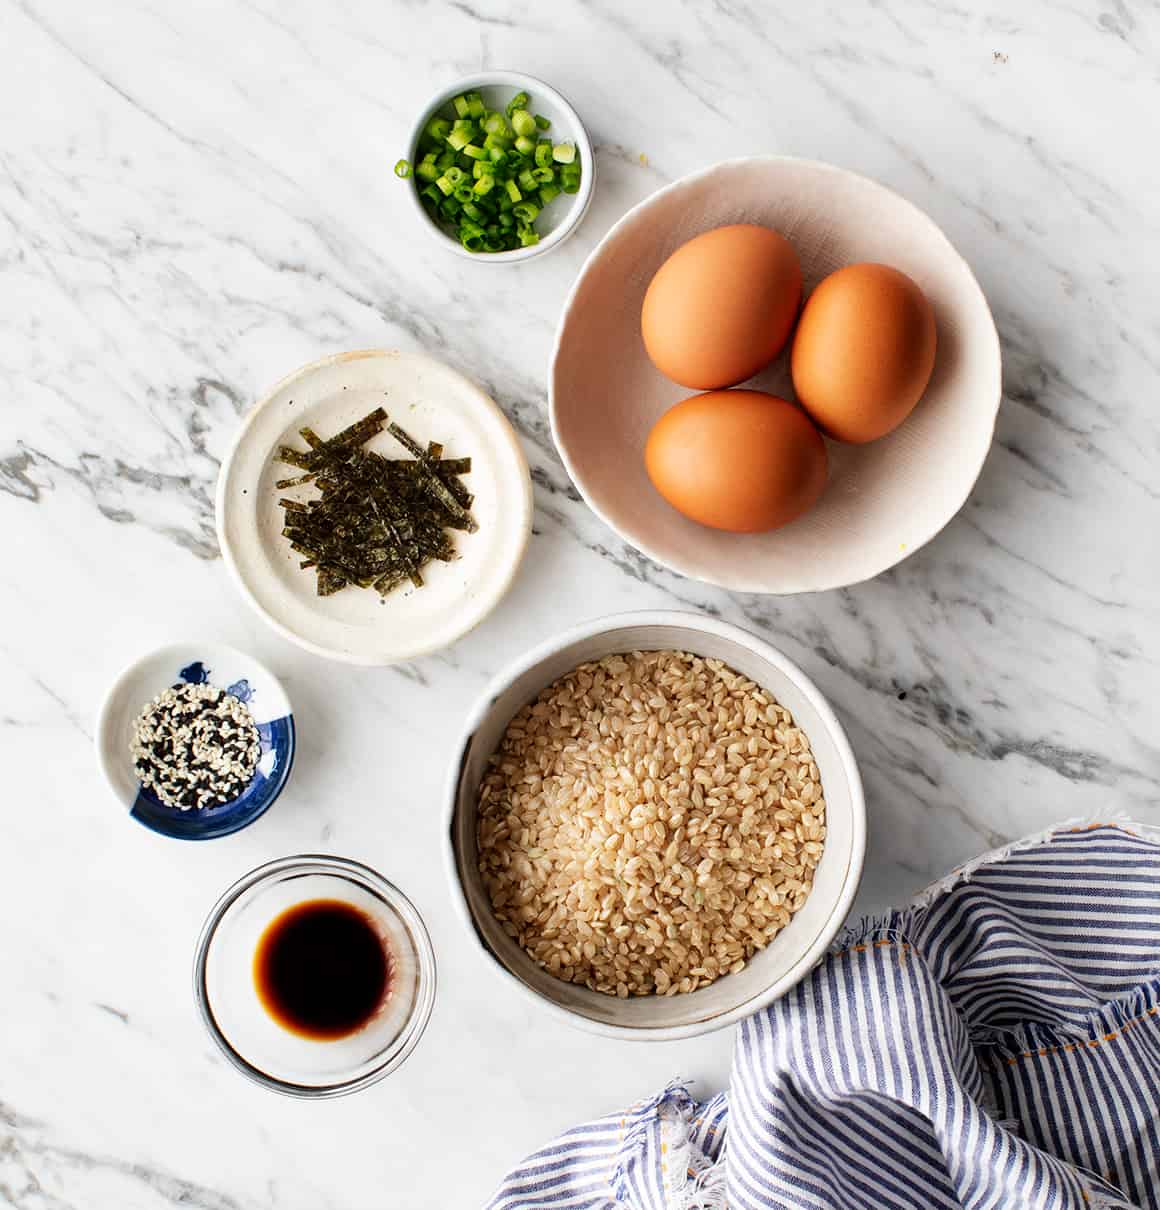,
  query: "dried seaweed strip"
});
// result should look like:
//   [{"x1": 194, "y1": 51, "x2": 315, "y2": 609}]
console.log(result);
[
  {"x1": 274, "y1": 407, "x2": 476, "y2": 599},
  {"x1": 276, "y1": 472, "x2": 317, "y2": 489},
  {"x1": 386, "y1": 421, "x2": 477, "y2": 530},
  {"x1": 277, "y1": 447, "x2": 315, "y2": 470},
  {"x1": 316, "y1": 565, "x2": 348, "y2": 596}
]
